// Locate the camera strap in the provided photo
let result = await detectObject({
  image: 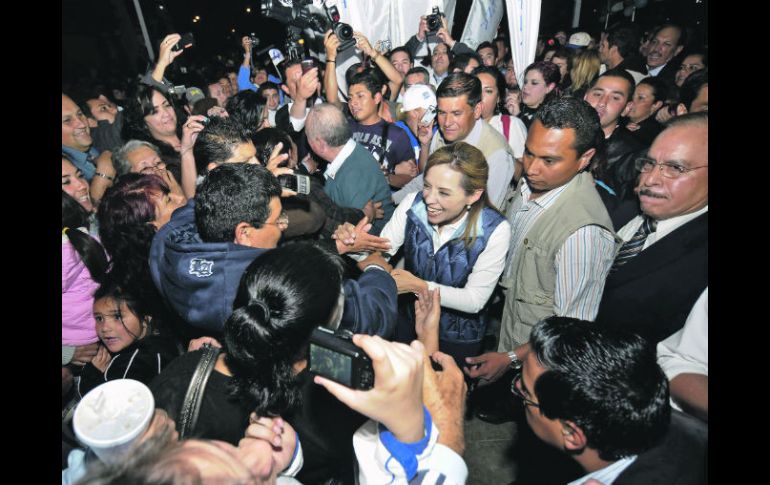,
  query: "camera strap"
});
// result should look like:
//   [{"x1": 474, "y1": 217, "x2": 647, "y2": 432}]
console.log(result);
[
  {"x1": 178, "y1": 344, "x2": 221, "y2": 439},
  {"x1": 378, "y1": 120, "x2": 391, "y2": 169}
]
